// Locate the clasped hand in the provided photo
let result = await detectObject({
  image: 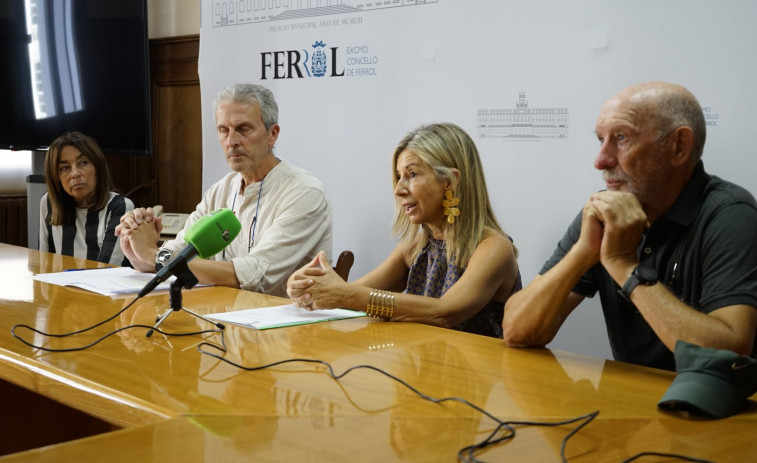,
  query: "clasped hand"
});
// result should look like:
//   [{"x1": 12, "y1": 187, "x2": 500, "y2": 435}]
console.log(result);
[
  {"x1": 115, "y1": 207, "x2": 164, "y2": 272},
  {"x1": 579, "y1": 191, "x2": 648, "y2": 279},
  {"x1": 115, "y1": 207, "x2": 164, "y2": 235},
  {"x1": 287, "y1": 251, "x2": 346, "y2": 311}
]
